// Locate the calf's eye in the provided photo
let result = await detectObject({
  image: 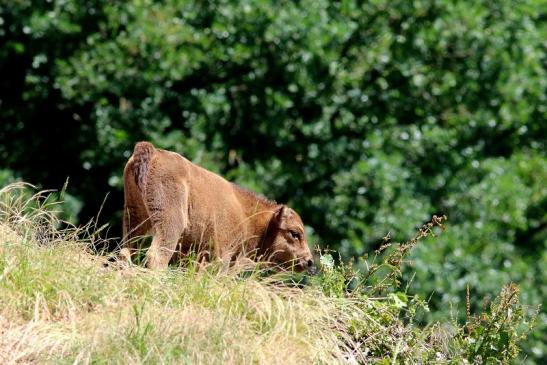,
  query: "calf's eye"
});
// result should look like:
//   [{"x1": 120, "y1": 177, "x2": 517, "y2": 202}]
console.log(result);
[{"x1": 289, "y1": 231, "x2": 300, "y2": 240}]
